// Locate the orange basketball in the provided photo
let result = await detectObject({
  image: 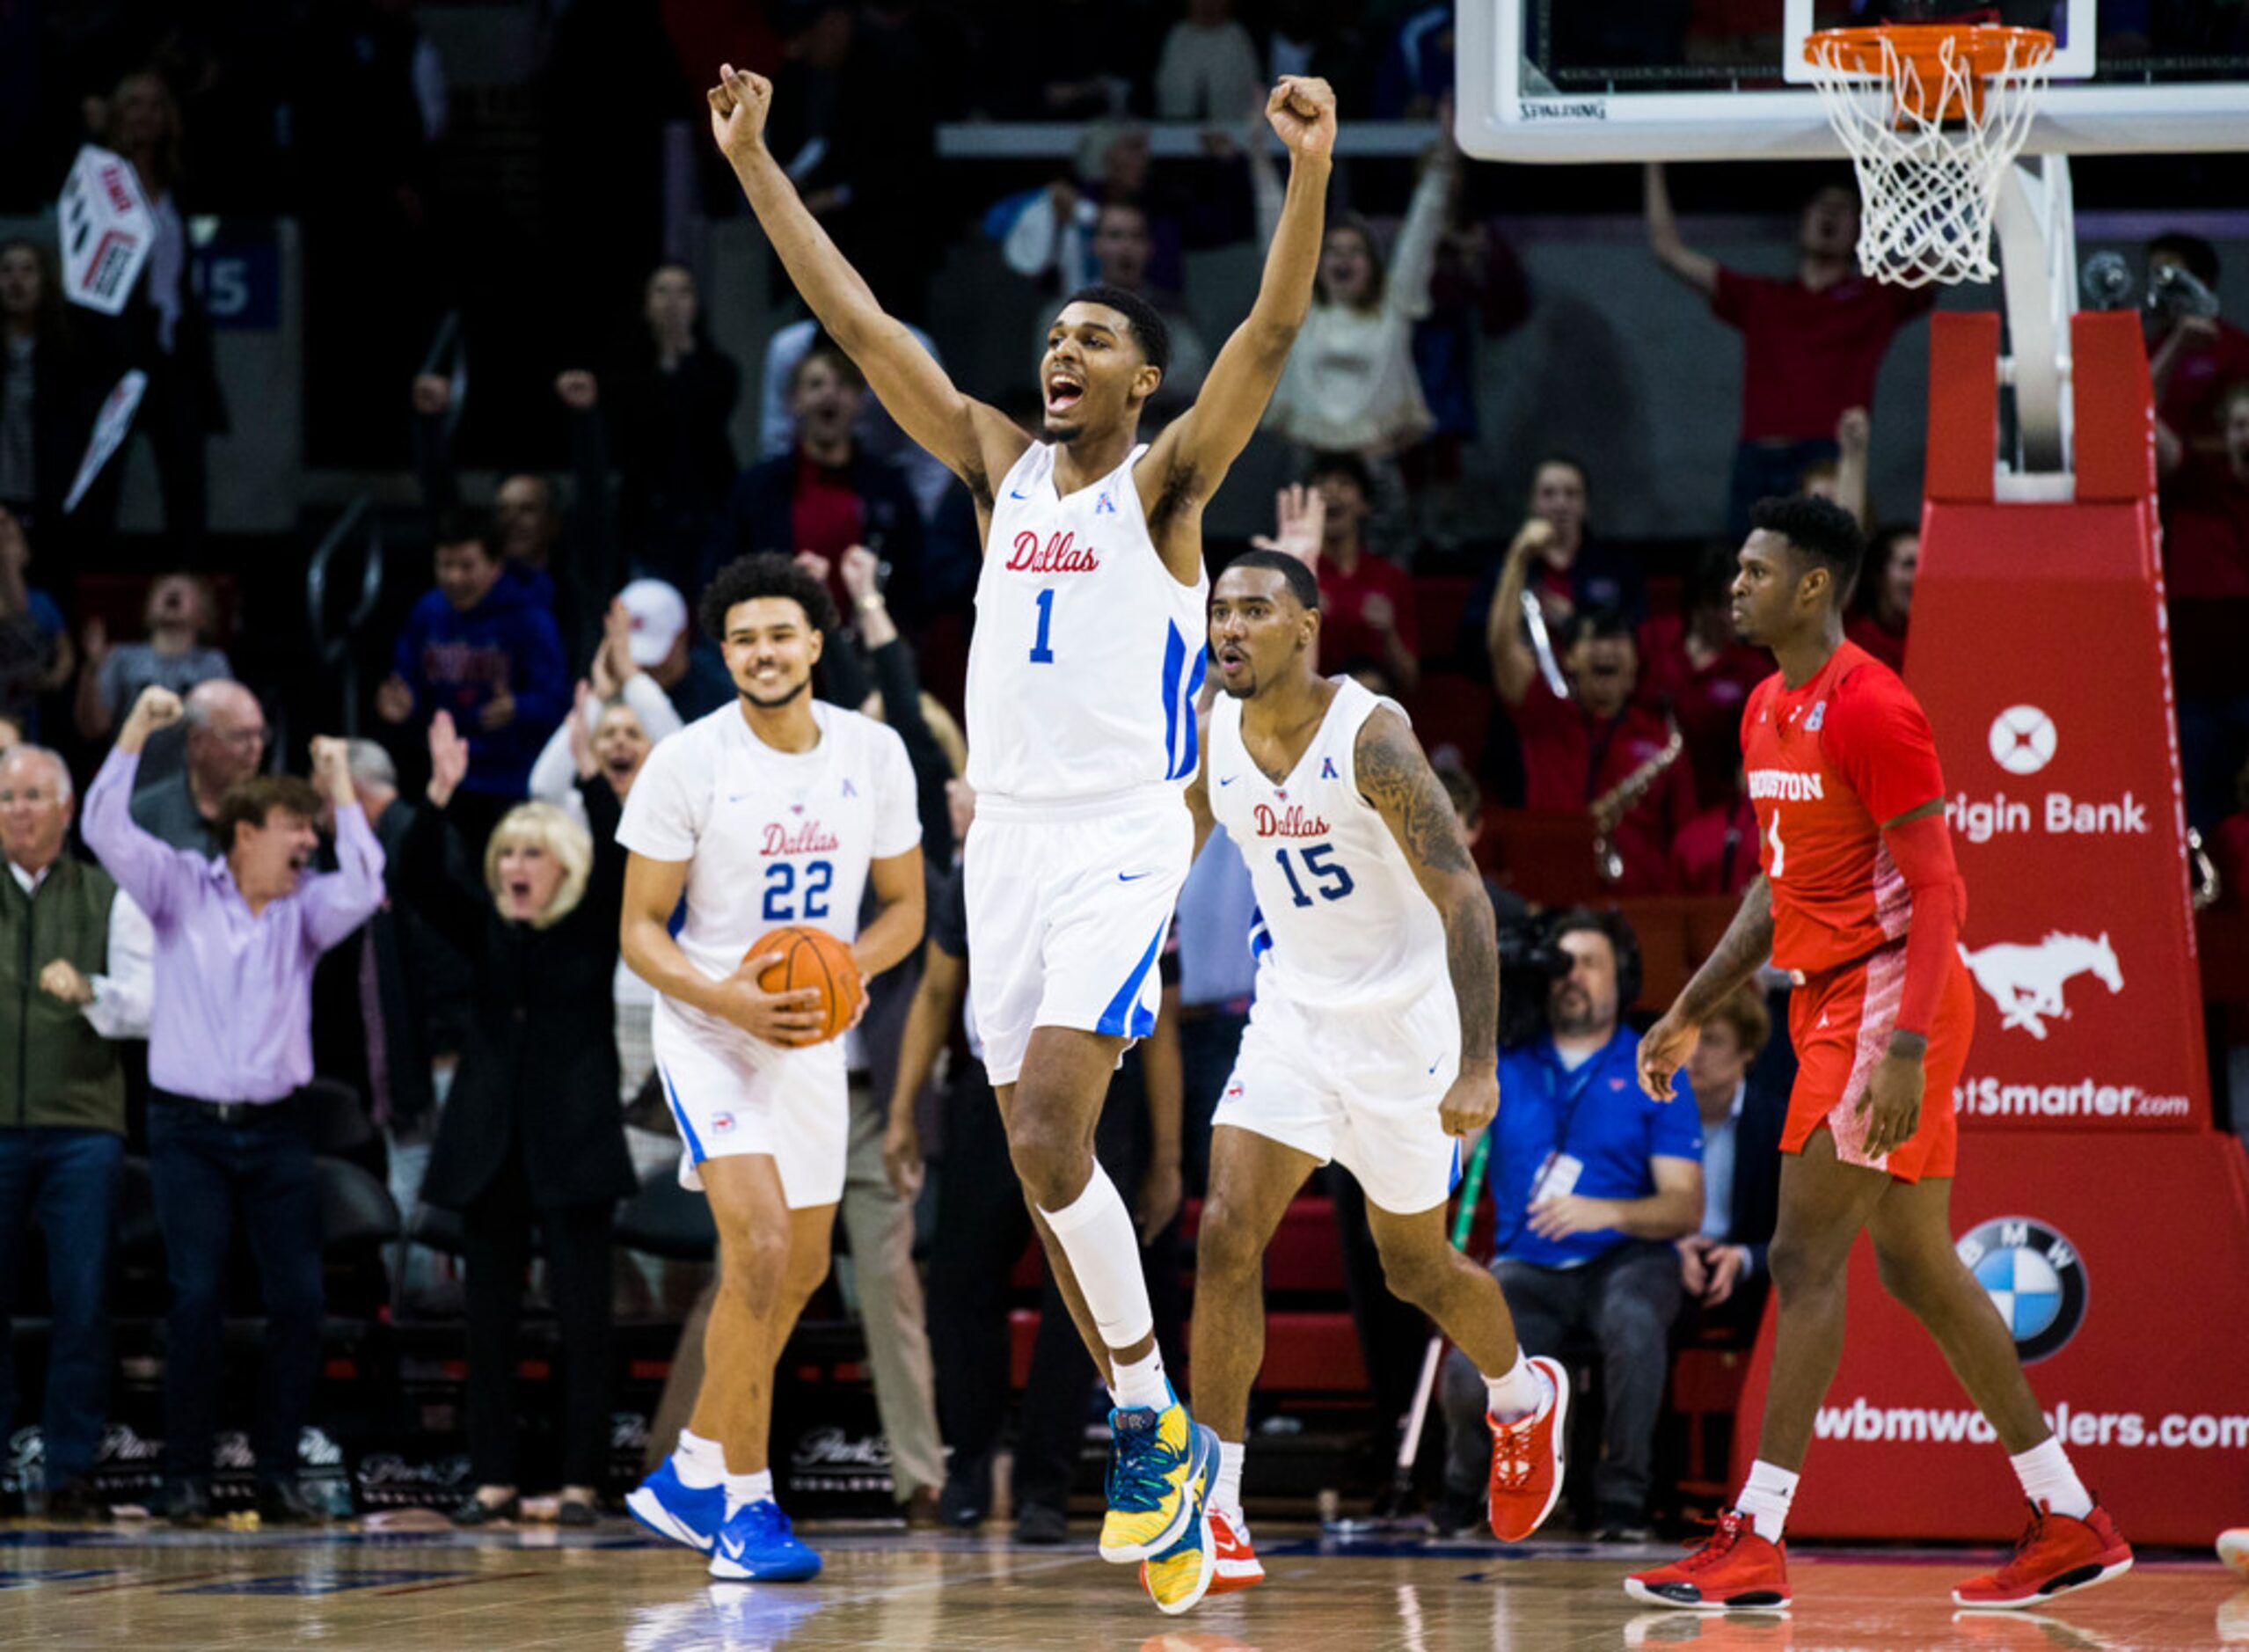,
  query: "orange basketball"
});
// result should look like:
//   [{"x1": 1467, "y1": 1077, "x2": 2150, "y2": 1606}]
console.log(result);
[{"x1": 747, "y1": 925, "x2": 864, "y2": 1046}]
